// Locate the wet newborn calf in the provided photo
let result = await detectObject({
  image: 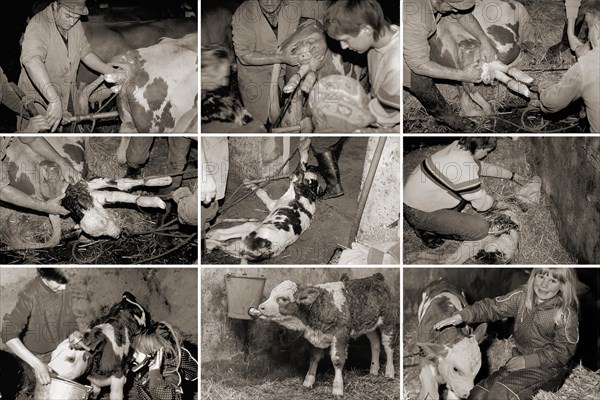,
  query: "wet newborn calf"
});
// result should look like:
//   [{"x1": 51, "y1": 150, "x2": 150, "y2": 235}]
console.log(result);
[{"x1": 205, "y1": 170, "x2": 319, "y2": 263}]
